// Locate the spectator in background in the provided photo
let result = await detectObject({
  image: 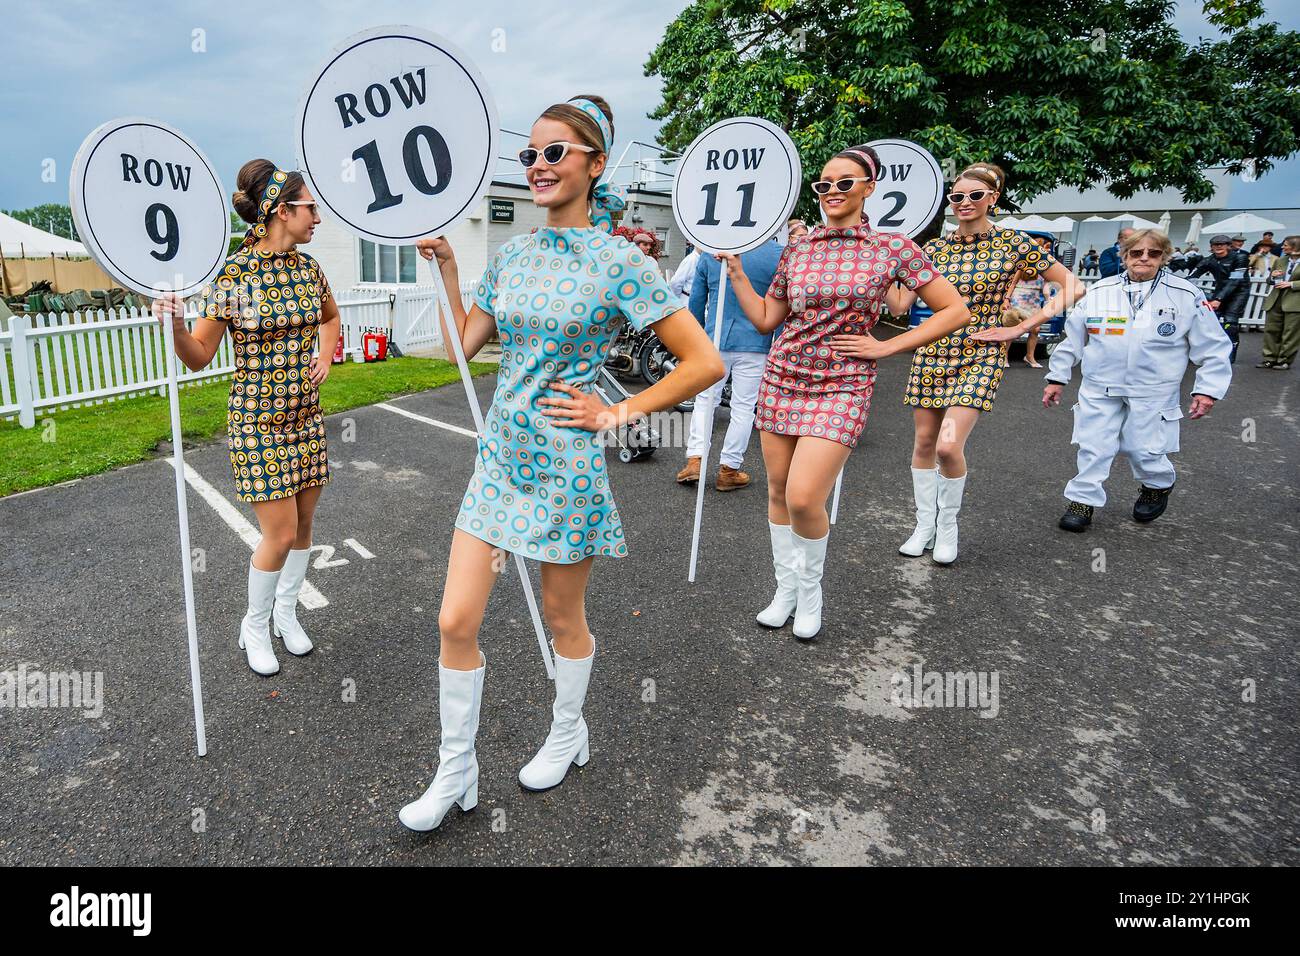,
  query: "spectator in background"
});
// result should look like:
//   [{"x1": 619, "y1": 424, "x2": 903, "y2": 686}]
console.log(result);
[
  {"x1": 1258, "y1": 234, "x2": 1300, "y2": 370},
  {"x1": 1099, "y1": 228, "x2": 1135, "y2": 277},
  {"x1": 786, "y1": 218, "x2": 809, "y2": 241},
  {"x1": 1081, "y1": 249, "x2": 1100, "y2": 272},
  {"x1": 613, "y1": 225, "x2": 663, "y2": 260},
  {"x1": 677, "y1": 237, "x2": 783, "y2": 492},
  {"x1": 1251, "y1": 231, "x2": 1283, "y2": 257},
  {"x1": 670, "y1": 242, "x2": 700, "y2": 302},
  {"x1": 1005, "y1": 233, "x2": 1057, "y2": 368},
  {"x1": 1231, "y1": 236, "x2": 1246, "y2": 256},
  {"x1": 1188, "y1": 234, "x2": 1250, "y2": 363}
]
